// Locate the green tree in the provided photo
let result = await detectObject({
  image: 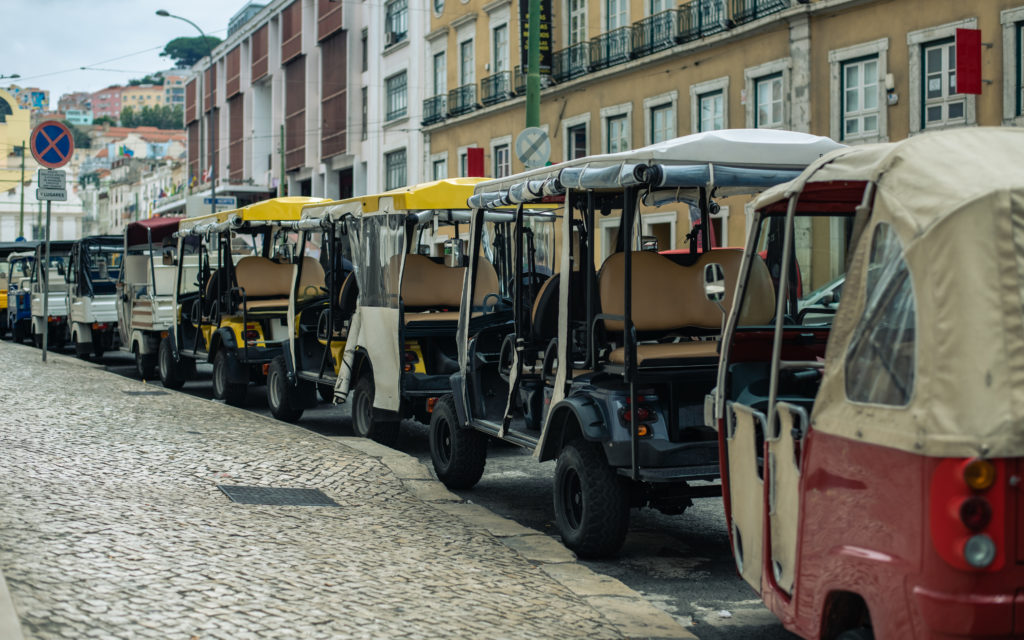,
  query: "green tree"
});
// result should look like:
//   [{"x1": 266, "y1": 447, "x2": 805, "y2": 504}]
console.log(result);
[
  {"x1": 119, "y1": 105, "x2": 184, "y2": 130},
  {"x1": 128, "y1": 73, "x2": 165, "y2": 86},
  {"x1": 160, "y1": 36, "x2": 220, "y2": 68},
  {"x1": 61, "y1": 121, "x2": 91, "y2": 149},
  {"x1": 93, "y1": 115, "x2": 116, "y2": 127},
  {"x1": 120, "y1": 106, "x2": 138, "y2": 128}
]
